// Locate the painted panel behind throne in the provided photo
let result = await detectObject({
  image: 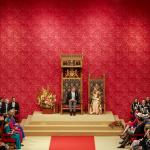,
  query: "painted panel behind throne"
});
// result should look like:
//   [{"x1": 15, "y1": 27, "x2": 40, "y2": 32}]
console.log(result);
[
  {"x1": 89, "y1": 76, "x2": 105, "y2": 114},
  {"x1": 62, "y1": 79, "x2": 81, "y2": 104}
]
